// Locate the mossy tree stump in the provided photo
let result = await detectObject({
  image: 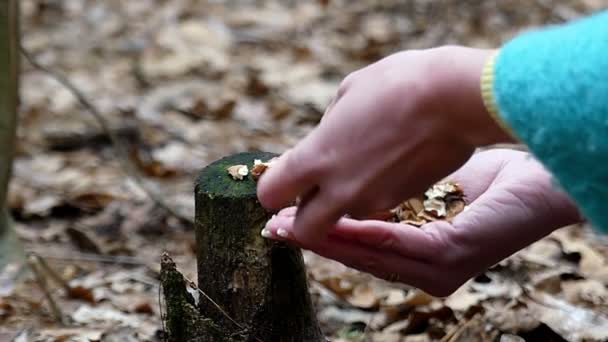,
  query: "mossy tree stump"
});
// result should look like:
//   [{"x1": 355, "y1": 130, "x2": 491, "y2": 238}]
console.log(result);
[{"x1": 162, "y1": 152, "x2": 324, "y2": 342}]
